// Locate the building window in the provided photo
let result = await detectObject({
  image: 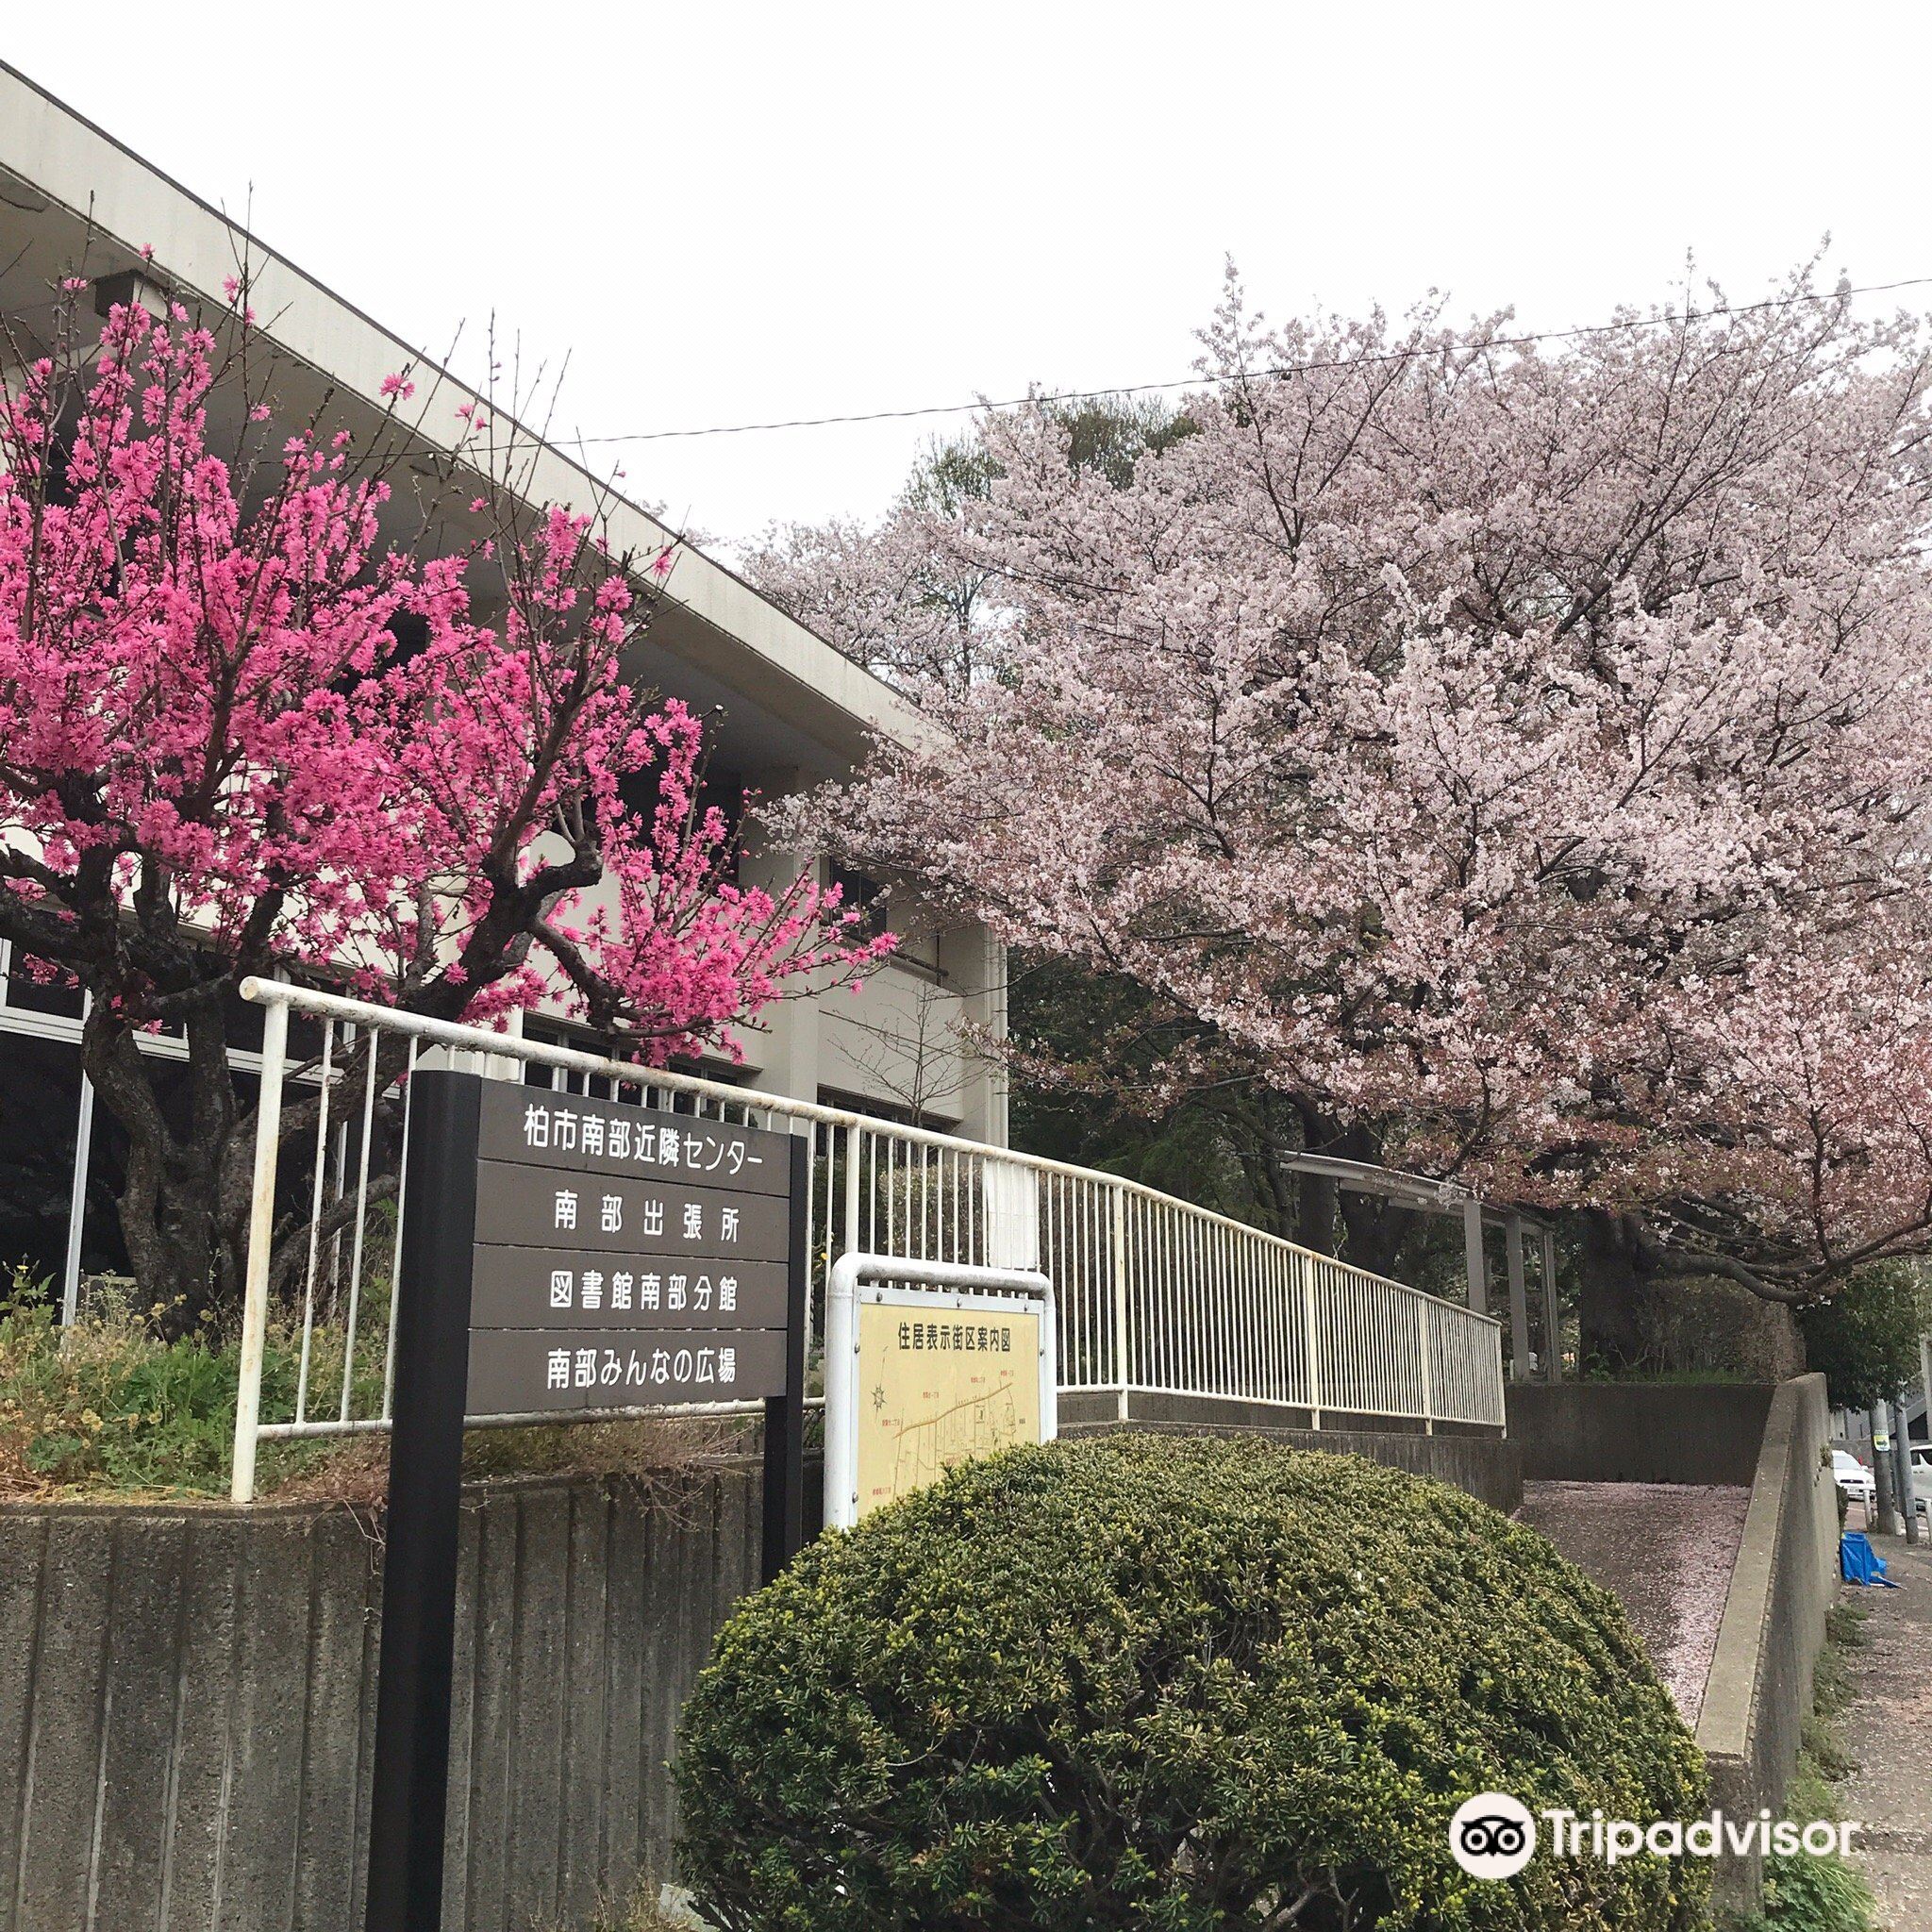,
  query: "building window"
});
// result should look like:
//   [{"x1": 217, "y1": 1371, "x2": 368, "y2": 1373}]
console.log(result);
[
  {"x1": 0, "y1": 1034, "x2": 85, "y2": 1293},
  {"x1": 824, "y1": 868, "x2": 946, "y2": 979},
  {"x1": 521, "y1": 1019, "x2": 748, "y2": 1108},
  {"x1": 828, "y1": 863, "x2": 887, "y2": 939},
  {"x1": 815, "y1": 1084, "x2": 958, "y2": 1134},
  {"x1": 620, "y1": 762, "x2": 747, "y2": 883},
  {"x1": 1, "y1": 941, "x2": 84, "y2": 1021}
]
